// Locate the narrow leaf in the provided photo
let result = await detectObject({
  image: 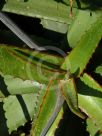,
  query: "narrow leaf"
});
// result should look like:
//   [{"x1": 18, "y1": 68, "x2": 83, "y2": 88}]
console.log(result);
[
  {"x1": 59, "y1": 78, "x2": 85, "y2": 119},
  {"x1": 68, "y1": 10, "x2": 101, "y2": 48},
  {"x1": 77, "y1": 73, "x2": 102, "y2": 130},
  {"x1": 30, "y1": 80, "x2": 61, "y2": 136},
  {"x1": 61, "y1": 16, "x2": 102, "y2": 76}
]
